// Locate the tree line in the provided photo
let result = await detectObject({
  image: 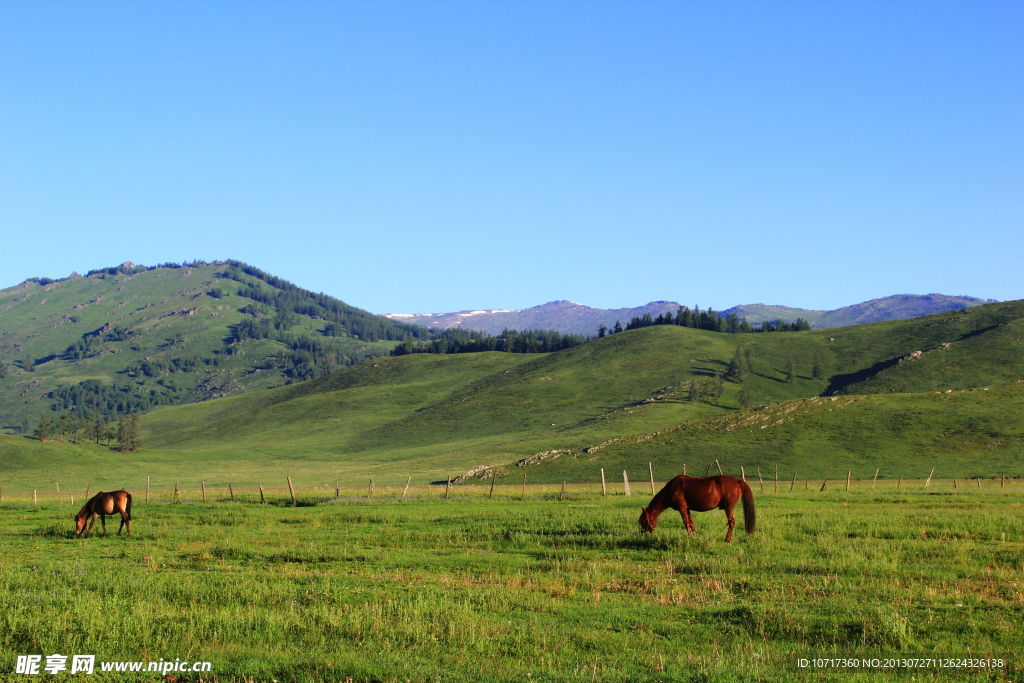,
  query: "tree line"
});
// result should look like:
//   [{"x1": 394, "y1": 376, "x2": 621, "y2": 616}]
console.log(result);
[
  {"x1": 391, "y1": 327, "x2": 588, "y2": 356},
  {"x1": 33, "y1": 411, "x2": 140, "y2": 451},
  {"x1": 599, "y1": 306, "x2": 812, "y2": 336}
]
